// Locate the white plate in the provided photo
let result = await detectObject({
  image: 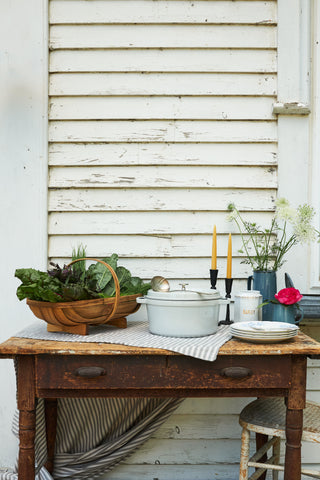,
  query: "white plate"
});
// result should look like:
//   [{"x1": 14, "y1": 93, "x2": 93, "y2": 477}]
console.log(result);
[
  {"x1": 231, "y1": 321, "x2": 299, "y2": 334},
  {"x1": 231, "y1": 332, "x2": 297, "y2": 340},
  {"x1": 230, "y1": 327, "x2": 298, "y2": 335},
  {"x1": 231, "y1": 331, "x2": 297, "y2": 339},
  {"x1": 232, "y1": 331, "x2": 298, "y2": 343}
]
